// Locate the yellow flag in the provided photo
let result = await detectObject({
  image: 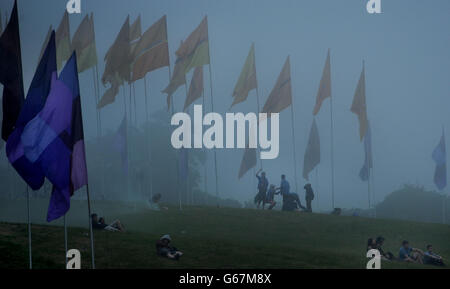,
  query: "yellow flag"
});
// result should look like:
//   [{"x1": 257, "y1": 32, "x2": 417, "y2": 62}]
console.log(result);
[
  {"x1": 351, "y1": 64, "x2": 368, "y2": 141},
  {"x1": 176, "y1": 16, "x2": 209, "y2": 74},
  {"x1": 262, "y1": 56, "x2": 292, "y2": 115},
  {"x1": 129, "y1": 15, "x2": 141, "y2": 42},
  {"x1": 231, "y1": 43, "x2": 257, "y2": 108},
  {"x1": 313, "y1": 49, "x2": 331, "y2": 115}
]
